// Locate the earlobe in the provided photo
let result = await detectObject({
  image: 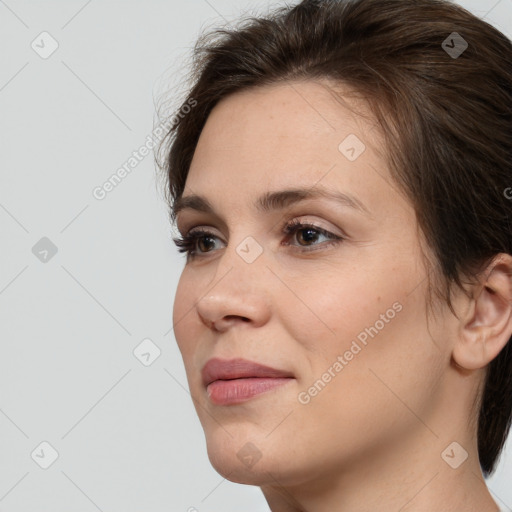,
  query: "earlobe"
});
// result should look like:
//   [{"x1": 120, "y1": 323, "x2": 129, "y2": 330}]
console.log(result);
[{"x1": 453, "y1": 254, "x2": 512, "y2": 371}]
